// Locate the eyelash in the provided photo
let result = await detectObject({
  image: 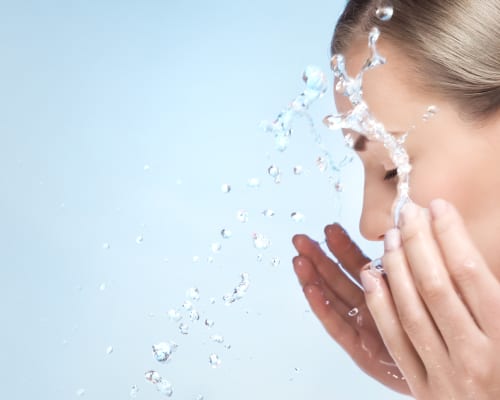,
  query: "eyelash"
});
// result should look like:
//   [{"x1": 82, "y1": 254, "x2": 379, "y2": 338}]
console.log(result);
[{"x1": 384, "y1": 168, "x2": 398, "y2": 181}]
